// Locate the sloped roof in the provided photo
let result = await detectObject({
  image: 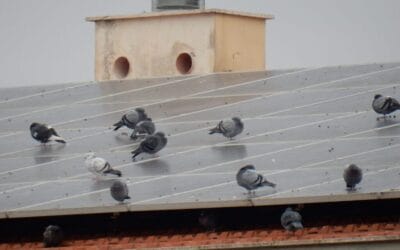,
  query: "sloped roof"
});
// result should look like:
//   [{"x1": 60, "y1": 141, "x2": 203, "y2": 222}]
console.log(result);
[{"x1": 1, "y1": 63, "x2": 400, "y2": 219}]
